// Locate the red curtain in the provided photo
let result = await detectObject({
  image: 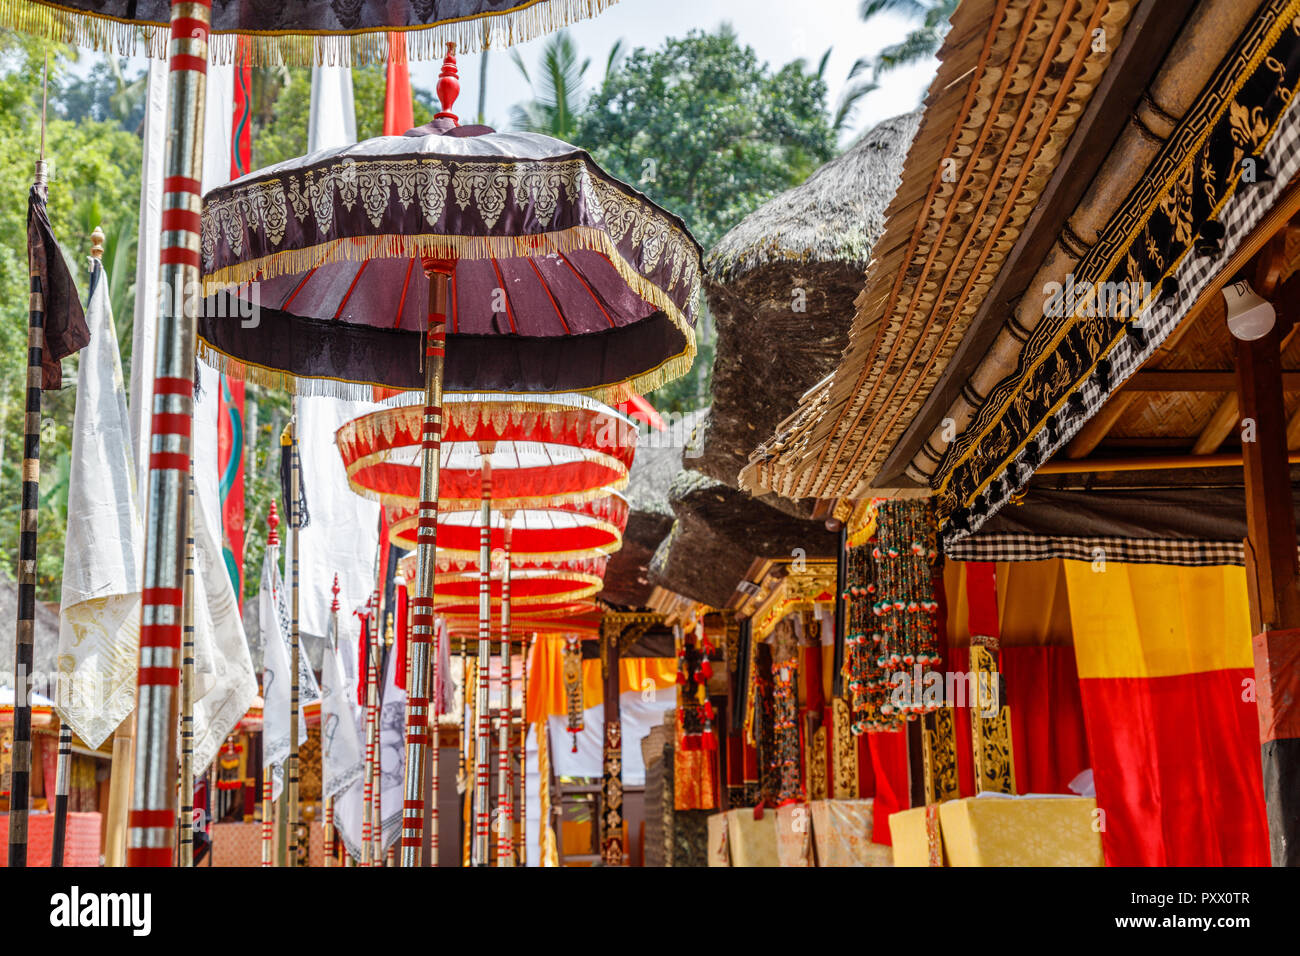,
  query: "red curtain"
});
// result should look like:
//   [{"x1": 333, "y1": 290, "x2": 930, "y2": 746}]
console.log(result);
[
  {"x1": 865, "y1": 731, "x2": 909, "y2": 845},
  {"x1": 1079, "y1": 670, "x2": 1268, "y2": 866},
  {"x1": 1002, "y1": 646, "x2": 1090, "y2": 795}
]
